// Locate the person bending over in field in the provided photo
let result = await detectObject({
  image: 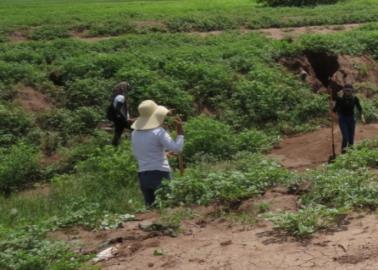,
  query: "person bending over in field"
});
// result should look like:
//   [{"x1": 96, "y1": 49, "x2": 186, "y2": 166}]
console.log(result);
[
  {"x1": 131, "y1": 100, "x2": 184, "y2": 207},
  {"x1": 333, "y1": 84, "x2": 365, "y2": 153},
  {"x1": 107, "y1": 81, "x2": 132, "y2": 146}
]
